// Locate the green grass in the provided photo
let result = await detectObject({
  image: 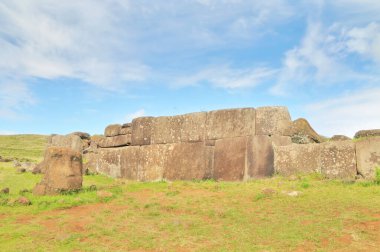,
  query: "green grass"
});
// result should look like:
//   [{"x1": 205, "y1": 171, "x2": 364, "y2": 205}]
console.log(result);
[
  {"x1": 1, "y1": 135, "x2": 380, "y2": 251},
  {"x1": 0, "y1": 134, "x2": 48, "y2": 162}
]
